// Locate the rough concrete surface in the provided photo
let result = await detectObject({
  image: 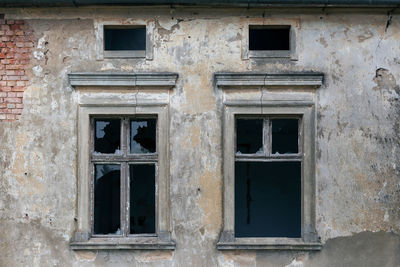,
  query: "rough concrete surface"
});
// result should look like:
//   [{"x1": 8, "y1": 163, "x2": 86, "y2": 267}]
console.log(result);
[{"x1": 0, "y1": 6, "x2": 399, "y2": 266}]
